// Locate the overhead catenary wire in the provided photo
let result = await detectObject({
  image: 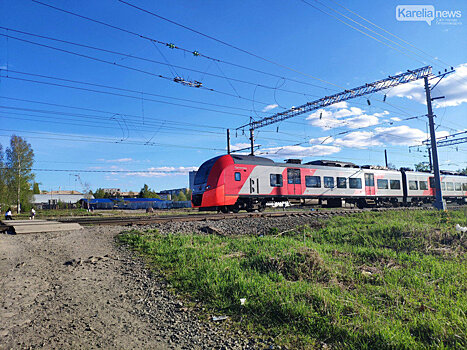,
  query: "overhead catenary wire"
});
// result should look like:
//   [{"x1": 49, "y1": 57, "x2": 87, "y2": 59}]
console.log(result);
[
  {"x1": 2, "y1": 68, "x2": 270, "y2": 114},
  {"x1": 299, "y1": 0, "x2": 427, "y2": 66},
  {"x1": 116, "y1": 0, "x2": 343, "y2": 89},
  {"x1": 0, "y1": 167, "x2": 198, "y2": 173},
  {"x1": 30, "y1": 0, "x2": 334, "y2": 91},
  {"x1": 0, "y1": 96, "x2": 227, "y2": 130},
  {"x1": 0, "y1": 33, "x2": 281, "y2": 107},
  {"x1": 1, "y1": 75, "x2": 253, "y2": 118},
  {"x1": 328, "y1": 0, "x2": 454, "y2": 69},
  {"x1": 0, "y1": 27, "x2": 323, "y2": 99},
  {"x1": 0, "y1": 128, "x2": 225, "y2": 151}
]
